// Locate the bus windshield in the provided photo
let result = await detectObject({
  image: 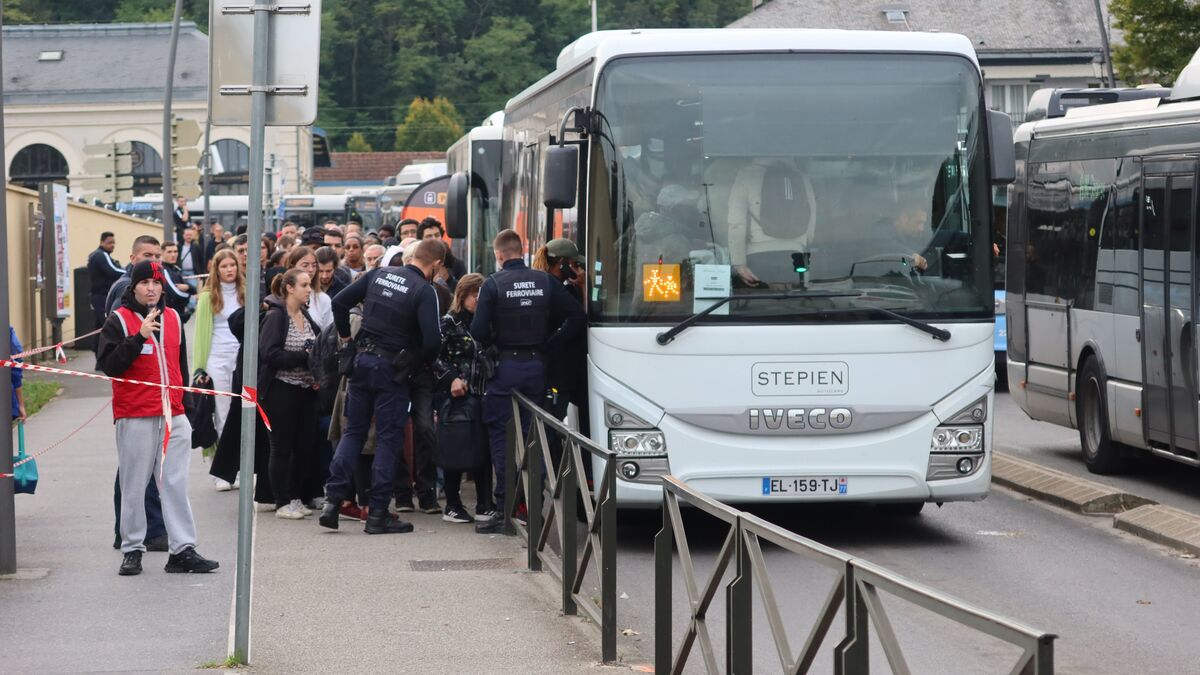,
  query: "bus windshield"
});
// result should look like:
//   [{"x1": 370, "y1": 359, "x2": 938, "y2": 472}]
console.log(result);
[{"x1": 588, "y1": 53, "x2": 993, "y2": 325}]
